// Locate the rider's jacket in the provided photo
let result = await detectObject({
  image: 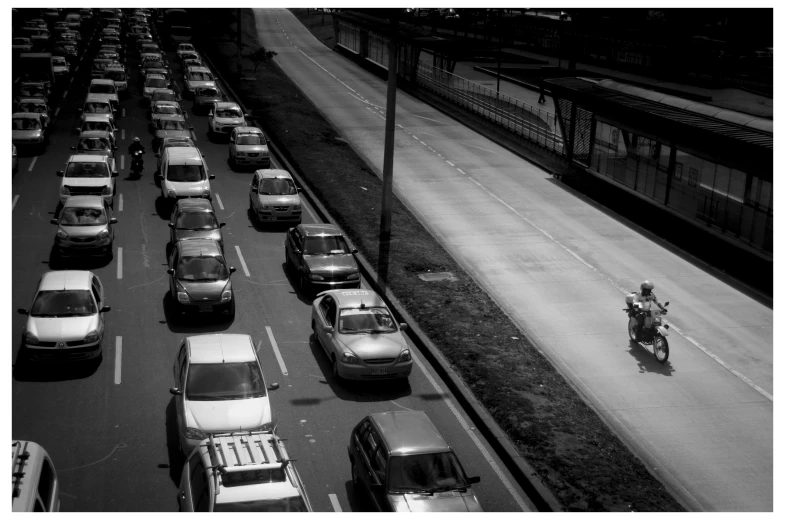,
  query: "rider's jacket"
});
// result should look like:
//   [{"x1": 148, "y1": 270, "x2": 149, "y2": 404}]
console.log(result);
[
  {"x1": 633, "y1": 292, "x2": 658, "y2": 305},
  {"x1": 128, "y1": 141, "x2": 146, "y2": 155}
]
